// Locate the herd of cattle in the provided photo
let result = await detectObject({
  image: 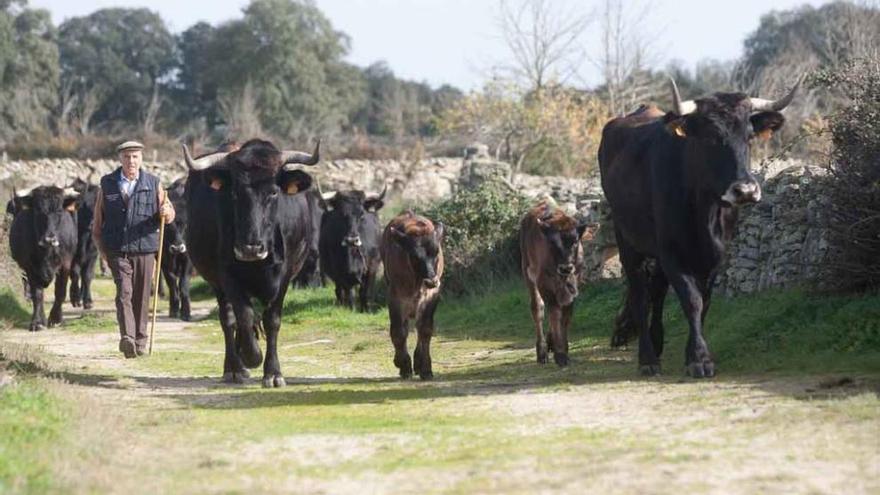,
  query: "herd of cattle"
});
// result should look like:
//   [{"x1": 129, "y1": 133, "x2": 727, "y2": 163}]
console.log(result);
[{"x1": 4, "y1": 79, "x2": 800, "y2": 383}]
